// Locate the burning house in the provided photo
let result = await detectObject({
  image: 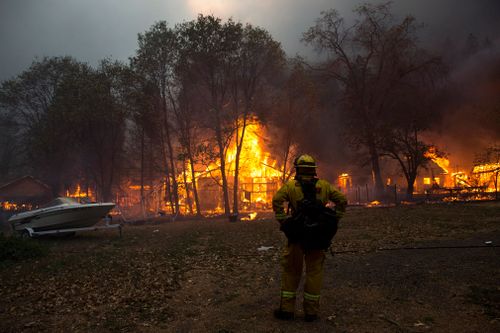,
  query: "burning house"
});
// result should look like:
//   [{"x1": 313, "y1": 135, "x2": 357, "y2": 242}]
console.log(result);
[
  {"x1": 421, "y1": 147, "x2": 500, "y2": 200},
  {"x1": 178, "y1": 119, "x2": 283, "y2": 214},
  {"x1": 337, "y1": 145, "x2": 500, "y2": 204},
  {"x1": 113, "y1": 118, "x2": 284, "y2": 217}
]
